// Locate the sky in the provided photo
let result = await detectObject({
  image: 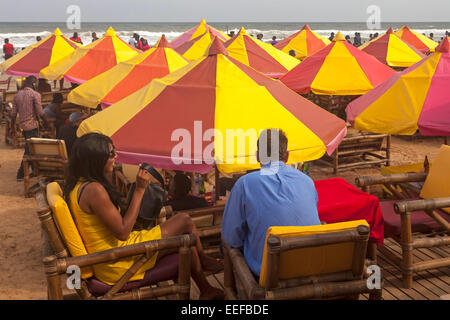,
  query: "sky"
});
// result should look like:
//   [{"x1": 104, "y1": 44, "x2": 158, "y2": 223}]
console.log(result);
[{"x1": 1, "y1": 0, "x2": 449, "y2": 22}]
